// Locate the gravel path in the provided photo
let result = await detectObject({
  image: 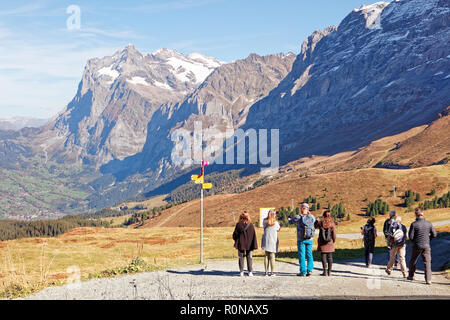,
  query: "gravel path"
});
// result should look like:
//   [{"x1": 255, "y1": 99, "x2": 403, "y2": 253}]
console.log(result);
[{"x1": 24, "y1": 235, "x2": 450, "y2": 300}]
